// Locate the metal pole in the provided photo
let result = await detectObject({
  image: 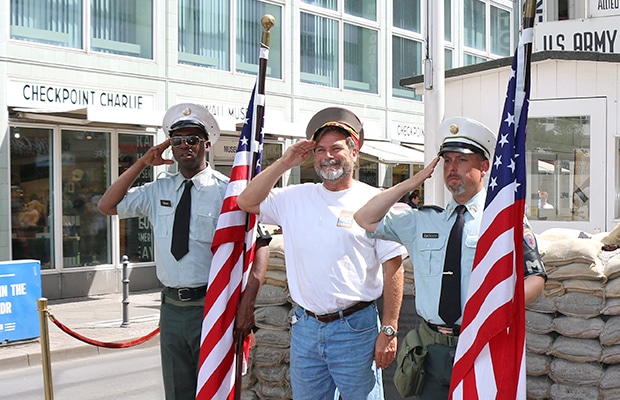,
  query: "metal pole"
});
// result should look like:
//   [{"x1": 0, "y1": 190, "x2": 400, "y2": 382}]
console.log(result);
[
  {"x1": 424, "y1": 0, "x2": 445, "y2": 206},
  {"x1": 38, "y1": 298, "x2": 54, "y2": 400},
  {"x1": 121, "y1": 255, "x2": 130, "y2": 327}
]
